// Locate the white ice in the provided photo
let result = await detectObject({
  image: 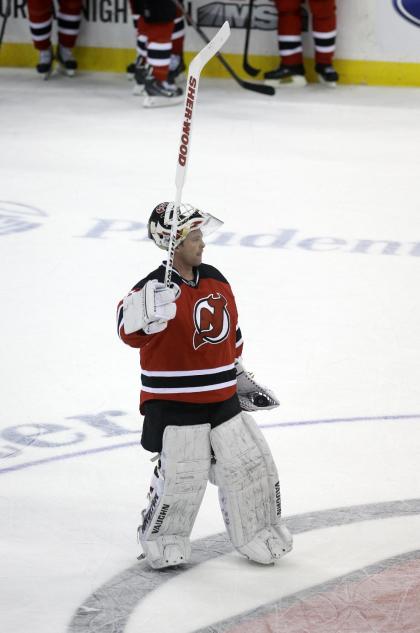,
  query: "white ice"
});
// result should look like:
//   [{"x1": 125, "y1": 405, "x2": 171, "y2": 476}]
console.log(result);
[{"x1": 1, "y1": 68, "x2": 420, "y2": 633}]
